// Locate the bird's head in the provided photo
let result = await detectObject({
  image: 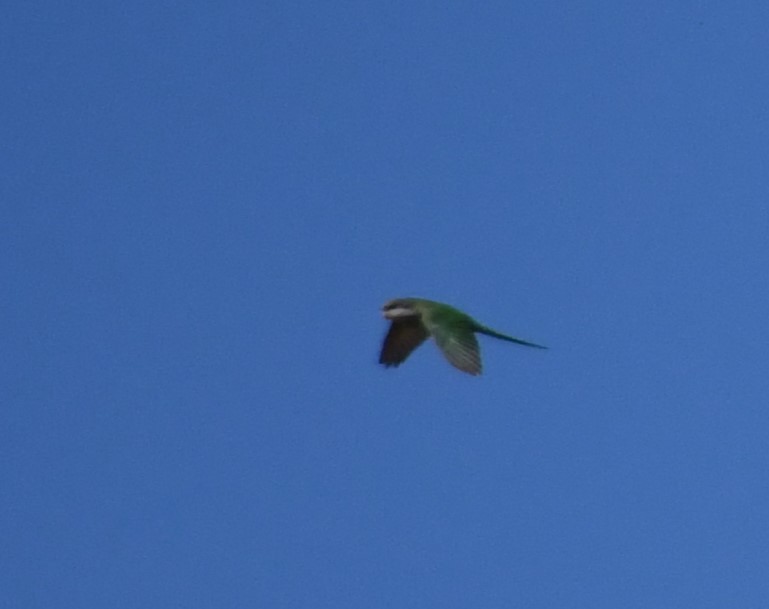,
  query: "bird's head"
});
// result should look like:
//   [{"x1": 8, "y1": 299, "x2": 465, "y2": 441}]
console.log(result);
[{"x1": 382, "y1": 298, "x2": 419, "y2": 320}]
